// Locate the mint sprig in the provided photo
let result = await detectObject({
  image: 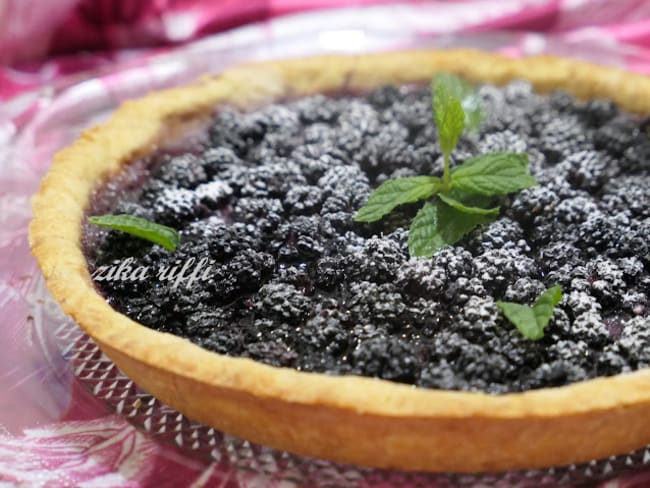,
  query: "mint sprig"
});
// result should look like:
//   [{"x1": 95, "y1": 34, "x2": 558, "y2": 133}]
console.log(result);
[
  {"x1": 497, "y1": 285, "x2": 563, "y2": 340},
  {"x1": 355, "y1": 73, "x2": 537, "y2": 258},
  {"x1": 88, "y1": 214, "x2": 180, "y2": 251}
]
